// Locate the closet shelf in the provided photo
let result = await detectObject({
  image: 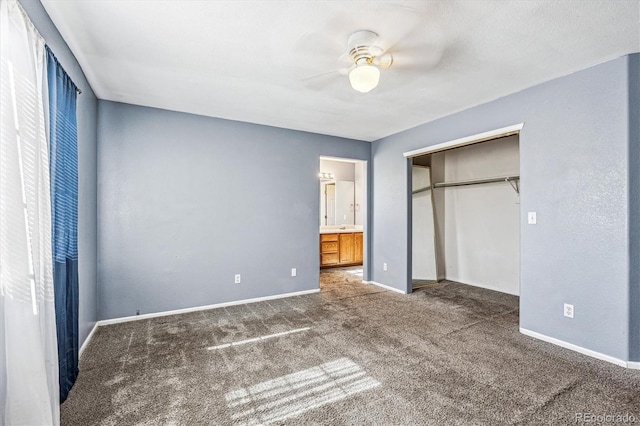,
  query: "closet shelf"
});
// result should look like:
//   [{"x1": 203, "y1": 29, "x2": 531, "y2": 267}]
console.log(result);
[{"x1": 432, "y1": 175, "x2": 520, "y2": 194}]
